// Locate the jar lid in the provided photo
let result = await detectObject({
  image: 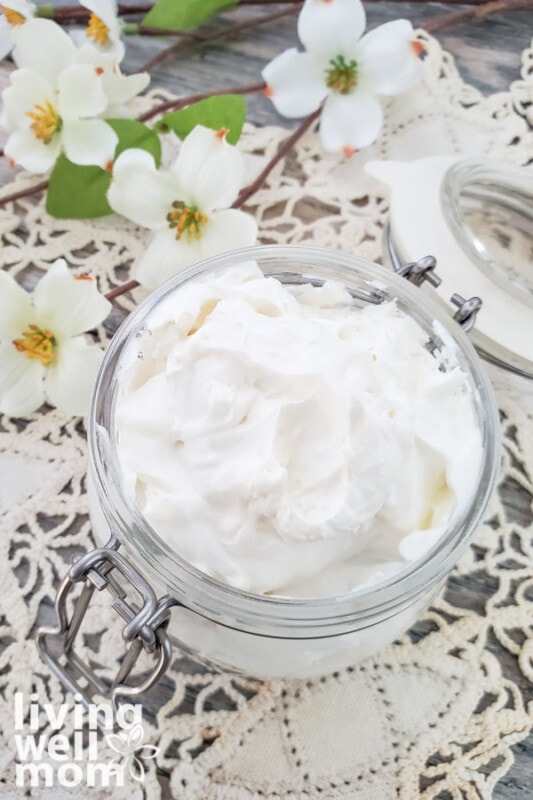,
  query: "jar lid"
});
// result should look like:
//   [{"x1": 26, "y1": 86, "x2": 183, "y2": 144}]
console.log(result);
[{"x1": 366, "y1": 157, "x2": 533, "y2": 378}]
